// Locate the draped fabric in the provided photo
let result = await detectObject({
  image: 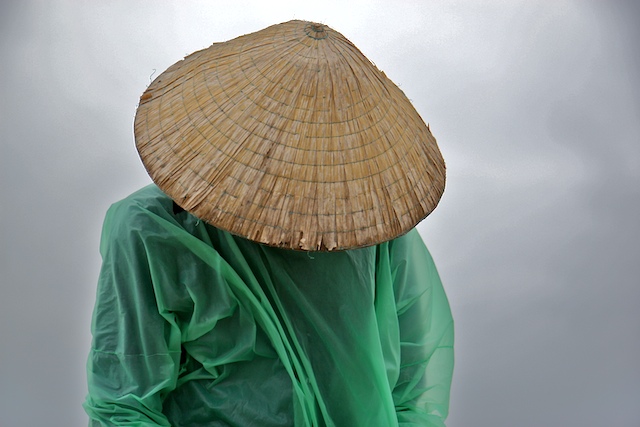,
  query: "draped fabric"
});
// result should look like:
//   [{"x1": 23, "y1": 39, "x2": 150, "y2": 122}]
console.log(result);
[{"x1": 84, "y1": 185, "x2": 454, "y2": 426}]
